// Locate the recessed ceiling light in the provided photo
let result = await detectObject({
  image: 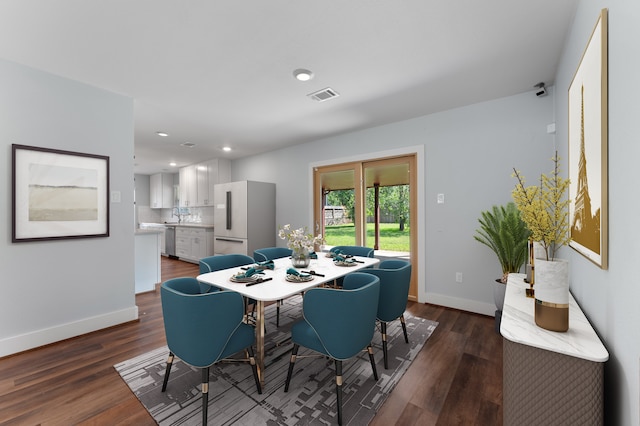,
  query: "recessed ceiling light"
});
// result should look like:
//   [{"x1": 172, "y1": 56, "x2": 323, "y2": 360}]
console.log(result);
[
  {"x1": 157, "y1": 132, "x2": 169, "y2": 137},
  {"x1": 169, "y1": 162, "x2": 177, "y2": 167},
  {"x1": 293, "y1": 69, "x2": 314, "y2": 82},
  {"x1": 222, "y1": 146, "x2": 232, "y2": 152}
]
